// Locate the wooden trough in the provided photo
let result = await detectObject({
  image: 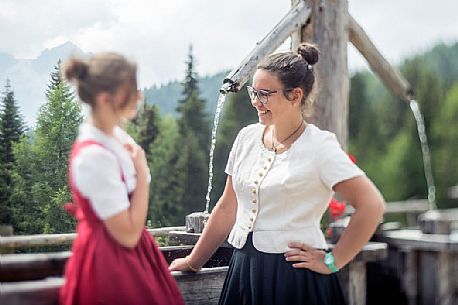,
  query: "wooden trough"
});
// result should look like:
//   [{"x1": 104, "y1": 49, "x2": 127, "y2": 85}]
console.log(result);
[{"x1": 0, "y1": 229, "x2": 387, "y2": 305}]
